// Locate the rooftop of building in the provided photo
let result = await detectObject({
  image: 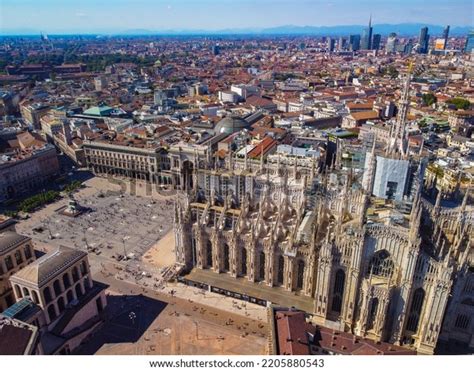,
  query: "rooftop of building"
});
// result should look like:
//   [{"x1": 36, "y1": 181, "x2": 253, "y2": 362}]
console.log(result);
[
  {"x1": 450, "y1": 109, "x2": 474, "y2": 117},
  {"x1": 348, "y1": 110, "x2": 380, "y2": 121},
  {"x1": 0, "y1": 231, "x2": 30, "y2": 256},
  {"x1": 11, "y1": 245, "x2": 87, "y2": 288},
  {"x1": 214, "y1": 115, "x2": 251, "y2": 135},
  {"x1": 0, "y1": 130, "x2": 53, "y2": 165},
  {"x1": 82, "y1": 104, "x2": 114, "y2": 117},
  {"x1": 84, "y1": 133, "x2": 161, "y2": 151},
  {"x1": 0, "y1": 215, "x2": 16, "y2": 232},
  {"x1": 0, "y1": 142, "x2": 55, "y2": 165},
  {"x1": 273, "y1": 308, "x2": 416, "y2": 355},
  {"x1": 0, "y1": 316, "x2": 38, "y2": 355},
  {"x1": 1, "y1": 297, "x2": 41, "y2": 323}
]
